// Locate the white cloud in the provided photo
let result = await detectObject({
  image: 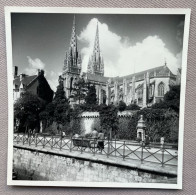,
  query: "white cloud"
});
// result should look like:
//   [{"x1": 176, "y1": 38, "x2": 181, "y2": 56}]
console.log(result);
[
  {"x1": 24, "y1": 56, "x2": 45, "y2": 75},
  {"x1": 24, "y1": 57, "x2": 59, "y2": 92},
  {"x1": 47, "y1": 79, "x2": 58, "y2": 92},
  {"x1": 46, "y1": 71, "x2": 62, "y2": 92},
  {"x1": 78, "y1": 18, "x2": 182, "y2": 76}
]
